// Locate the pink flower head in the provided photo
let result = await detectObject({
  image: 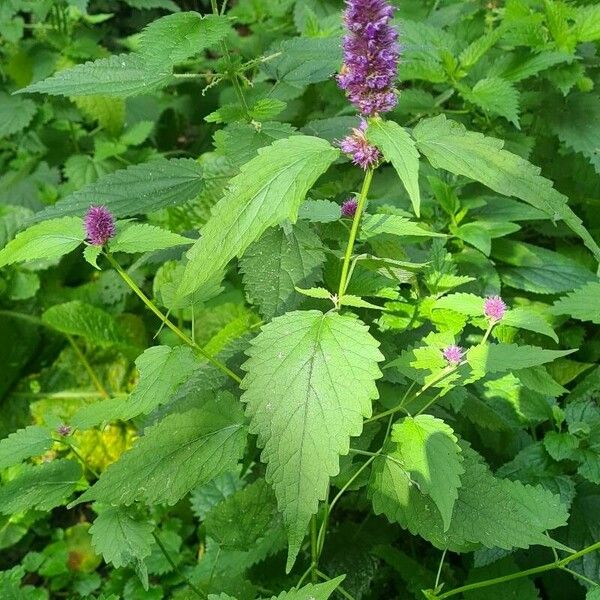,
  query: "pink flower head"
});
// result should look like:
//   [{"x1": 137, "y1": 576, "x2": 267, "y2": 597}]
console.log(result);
[
  {"x1": 341, "y1": 197, "x2": 358, "y2": 217},
  {"x1": 442, "y1": 345, "x2": 464, "y2": 365},
  {"x1": 484, "y1": 296, "x2": 507, "y2": 321},
  {"x1": 57, "y1": 424, "x2": 72, "y2": 437},
  {"x1": 85, "y1": 205, "x2": 115, "y2": 246},
  {"x1": 339, "y1": 120, "x2": 381, "y2": 170},
  {"x1": 337, "y1": 0, "x2": 400, "y2": 116}
]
